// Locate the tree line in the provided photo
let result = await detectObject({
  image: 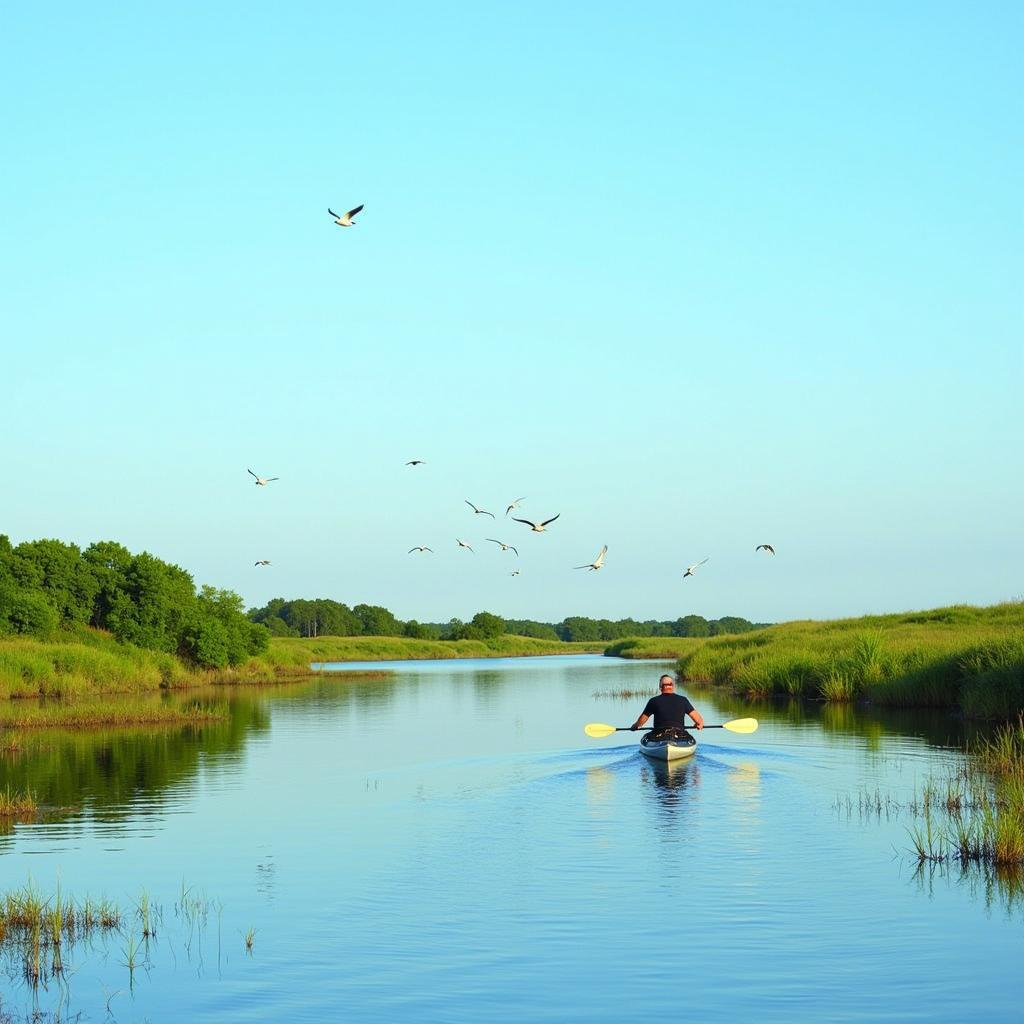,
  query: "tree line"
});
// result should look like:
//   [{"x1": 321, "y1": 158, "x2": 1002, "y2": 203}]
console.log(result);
[
  {"x1": 248, "y1": 597, "x2": 768, "y2": 642},
  {"x1": 0, "y1": 536, "x2": 269, "y2": 669}
]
